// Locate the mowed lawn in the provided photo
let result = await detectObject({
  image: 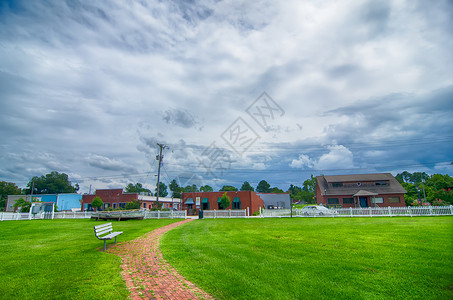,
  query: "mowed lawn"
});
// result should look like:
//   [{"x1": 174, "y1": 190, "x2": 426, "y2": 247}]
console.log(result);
[
  {"x1": 161, "y1": 217, "x2": 453, "y2": 299},
  {"x1": 0, "y1": 218, "x2": 181, "y2": 299}
]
